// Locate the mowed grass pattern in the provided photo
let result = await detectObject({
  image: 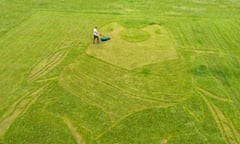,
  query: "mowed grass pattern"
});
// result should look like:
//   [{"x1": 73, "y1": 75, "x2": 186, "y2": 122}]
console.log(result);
[
  {"x1": 0, "y1": 12, "x2": 83, "y2": 106},
  {"x1": 0, "y1": 1, "x2": 240, "y2": 143},
  {"x1": 87, "y1": 22, "x2": 177, "y2": 69},
  {"x1": 59, "y1": 54, "x2": 185, "y2": 121}
]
